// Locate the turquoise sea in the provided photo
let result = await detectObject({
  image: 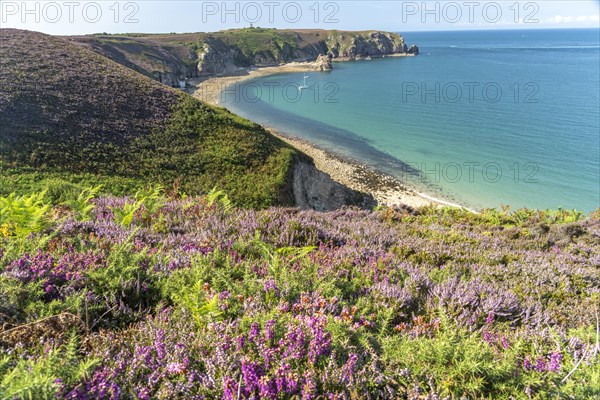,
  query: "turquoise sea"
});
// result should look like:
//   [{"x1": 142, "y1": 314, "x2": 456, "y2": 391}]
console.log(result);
[{"x1": 222, "y1": 29, "x2": 600, "y2": 212}]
